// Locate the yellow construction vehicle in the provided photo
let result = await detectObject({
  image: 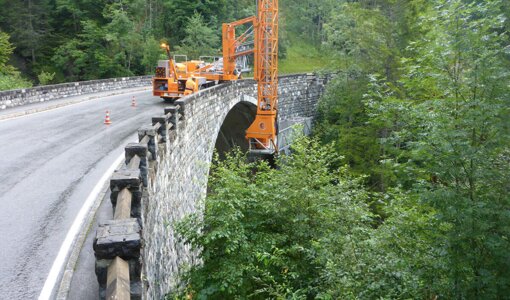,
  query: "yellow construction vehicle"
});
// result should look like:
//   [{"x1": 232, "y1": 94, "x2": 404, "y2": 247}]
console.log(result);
[
  {"x1": 153, "y1": 0, "x2": 279, "y2": 154},
  {"x1": 152, "y1": 44, "x2": 210, "y2": 100}
]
